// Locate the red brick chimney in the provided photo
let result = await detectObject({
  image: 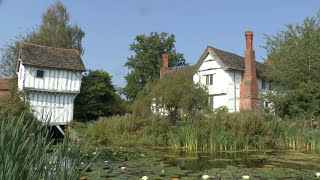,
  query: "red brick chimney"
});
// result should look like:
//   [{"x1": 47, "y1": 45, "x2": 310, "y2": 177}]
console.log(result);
[
  {"x1": 160, "y1": 54, "x2": 169, "y2": 79},
  {"x1": 239, "y1": 31, "x2": 260, "y2": 110}
]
